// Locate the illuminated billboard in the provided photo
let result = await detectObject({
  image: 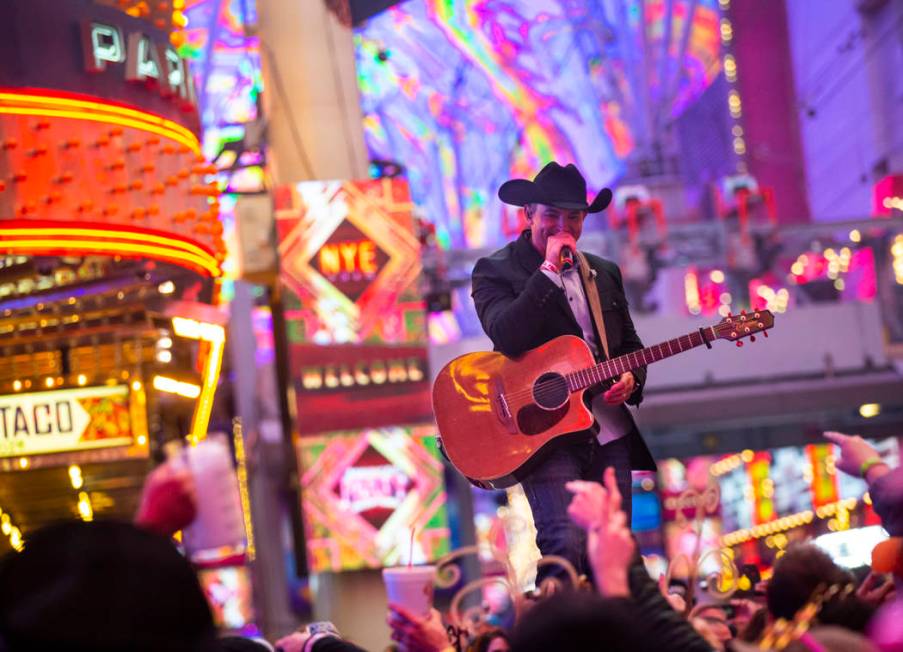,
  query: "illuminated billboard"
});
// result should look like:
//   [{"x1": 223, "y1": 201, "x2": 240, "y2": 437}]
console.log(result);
[
  {"x1": 296, "y1": 424, "x2": 450, "y2": 573},
  {"x1": 276, "y1": 178, "x2": 424, "y2": 345},
  {"x1": 0, "y1": 385, "x2": 148, "y2": 460},
  {"x1": 354, "y1": 0, "x2": 724, "y2": 249},
  {"x1": 291, "y1": 343, "x2": 431, "y2": 434},
  {"x1": 276, "y1": 178, "x2": 431, "y2": 433},
  {"x1": 198, "y1": 565, "x2": 255, "y2": 631}
]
